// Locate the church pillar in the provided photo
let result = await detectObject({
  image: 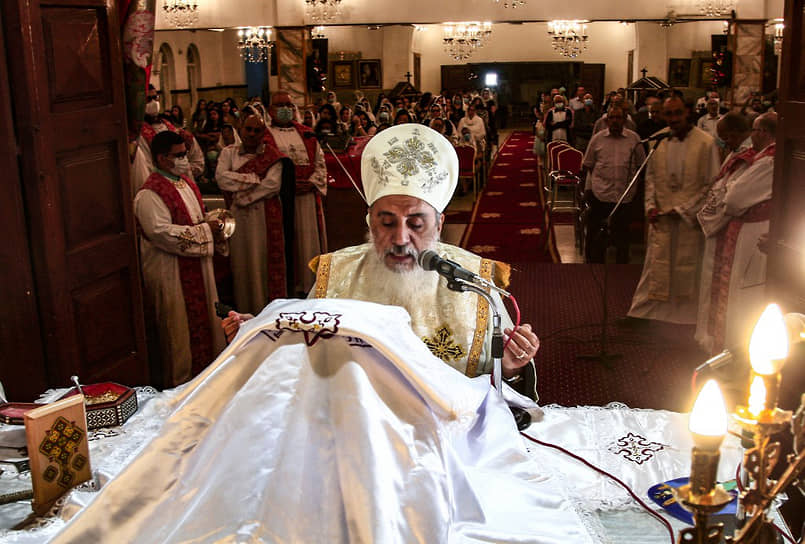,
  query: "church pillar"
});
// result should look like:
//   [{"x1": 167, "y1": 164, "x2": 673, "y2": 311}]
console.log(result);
[
  {"x1": 274, "y1": 27, "x2": 308, "y2": 105},
  {"x1": 381, "y1": 26, "x2": 413, "y2": 90},
  {"x1": 730, "y1": 22, "x2": 764, "y2": 107}
]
